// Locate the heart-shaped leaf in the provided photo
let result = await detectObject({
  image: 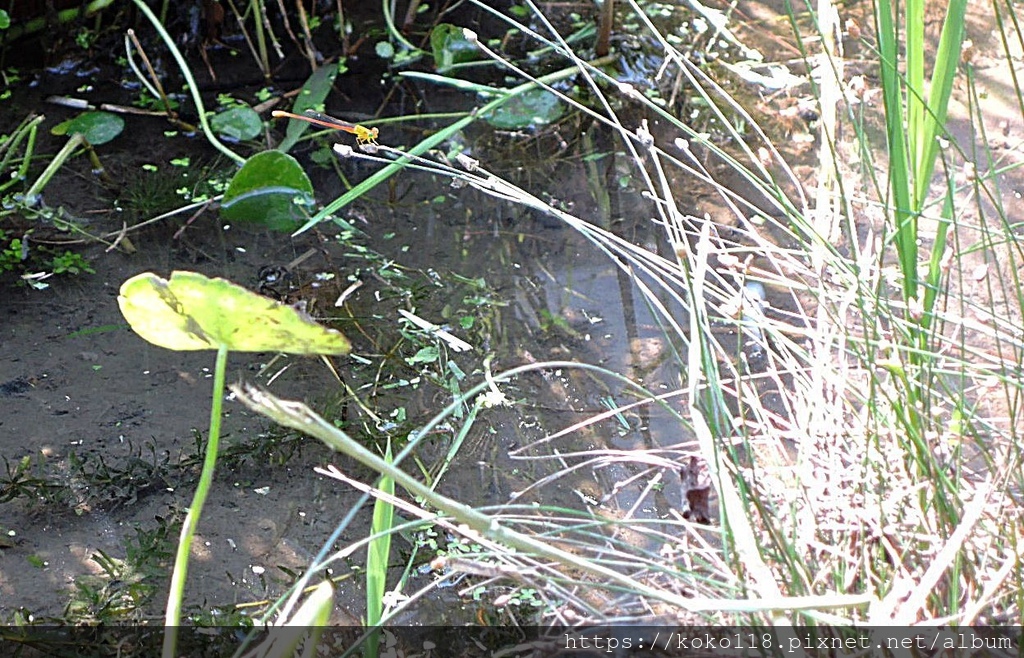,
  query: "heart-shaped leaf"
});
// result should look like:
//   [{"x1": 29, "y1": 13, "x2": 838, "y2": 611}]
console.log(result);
[
  {"x1": 118, "y1": 271, "x2": 351, "y2": 354},
  {"x1": 52, "y1": 111, "x2": 125, "y2": 145},
  {"x1": 482, "y1": 89, "x2": 563, "y2": 129},
  {"x1": 211, "y1": 106, "x2": 262, "y2": 141},
  {"x1": 220, "y1": 151, "x2": 315, "y2": 231}
]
